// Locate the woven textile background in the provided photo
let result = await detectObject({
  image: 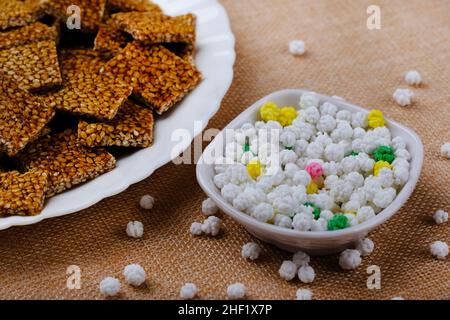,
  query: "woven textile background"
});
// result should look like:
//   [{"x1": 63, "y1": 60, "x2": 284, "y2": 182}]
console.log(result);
[{"x1": 0, "y1": 0, "x2": 449, "y2": 300}]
